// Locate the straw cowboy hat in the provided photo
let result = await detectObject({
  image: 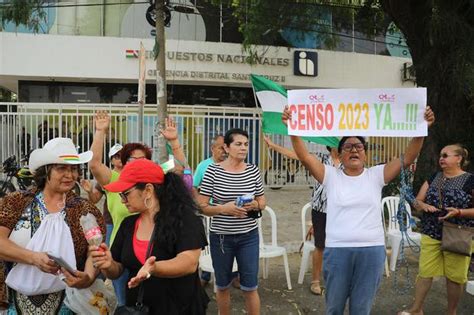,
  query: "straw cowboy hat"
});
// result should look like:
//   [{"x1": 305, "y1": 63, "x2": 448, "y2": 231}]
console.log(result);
[{"x1": 29, "y1": 137, "x2": 93, "y2": 173}]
